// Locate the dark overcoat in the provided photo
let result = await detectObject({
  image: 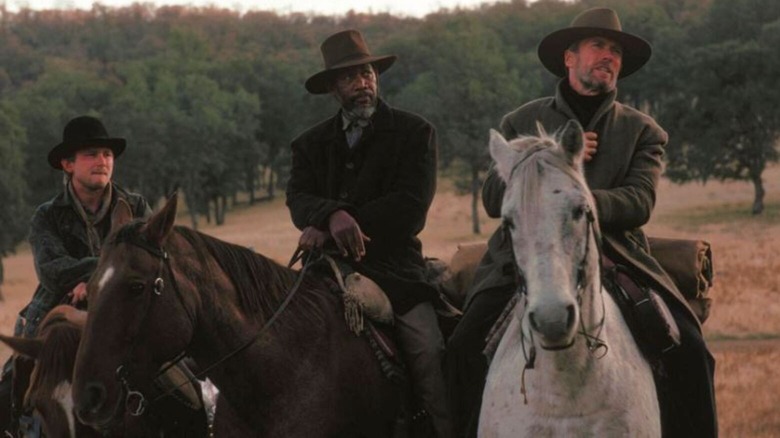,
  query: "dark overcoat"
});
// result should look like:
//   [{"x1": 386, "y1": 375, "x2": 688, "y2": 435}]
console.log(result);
[
  {"x1": 467, "y1": 80, "x2": 699, "y2": 327},
  {"x1": 18, "y1": 183, "x2": 150, "y2": 336},
  {"x1": 286, "y1": 99, "x2": 438, "y2": 315}
]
